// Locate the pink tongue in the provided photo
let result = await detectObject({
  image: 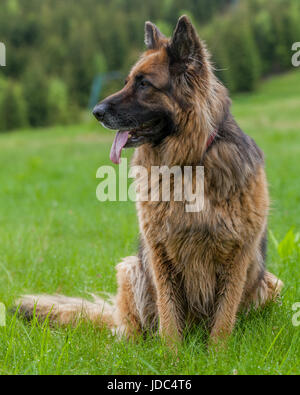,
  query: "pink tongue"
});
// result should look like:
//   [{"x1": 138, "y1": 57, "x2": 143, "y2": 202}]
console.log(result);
[{"x1": 110, "y1": 131, "x2": 129, "y2": 164}]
